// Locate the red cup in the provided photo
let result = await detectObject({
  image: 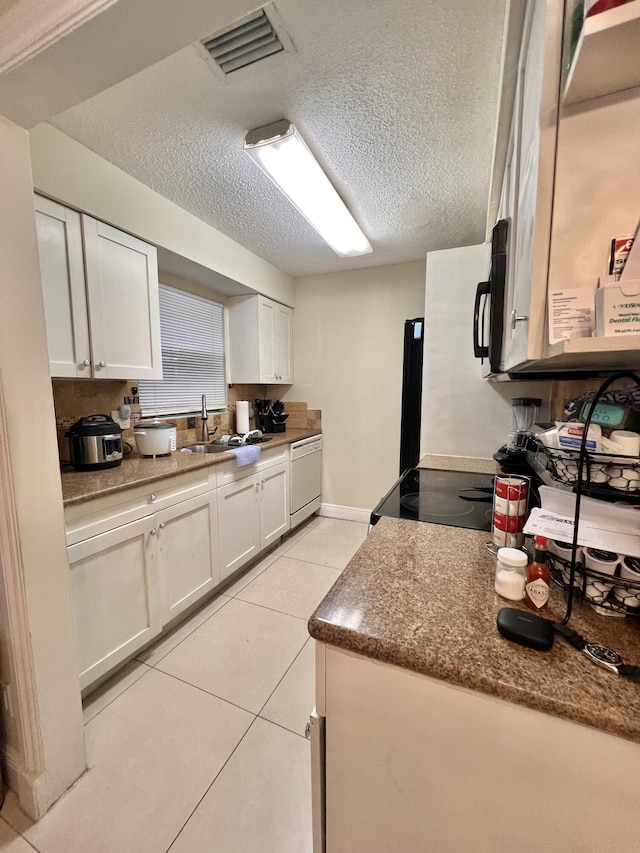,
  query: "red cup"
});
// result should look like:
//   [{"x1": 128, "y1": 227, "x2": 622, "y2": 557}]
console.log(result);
[
  {"x1": 493, "y1": 512, "x2": 525, "y2": 533},
  {"x1": 495, "y1": 476, "x2": 529, "y2": 501}
]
